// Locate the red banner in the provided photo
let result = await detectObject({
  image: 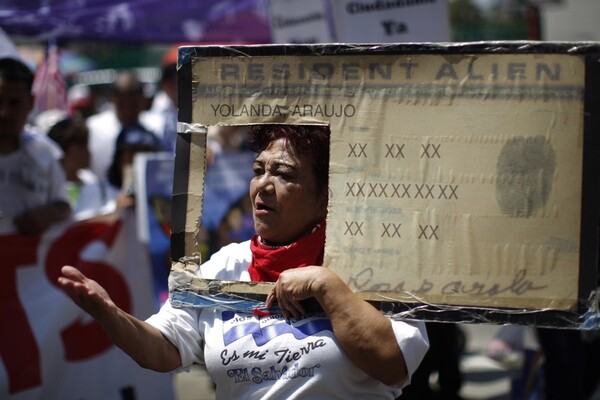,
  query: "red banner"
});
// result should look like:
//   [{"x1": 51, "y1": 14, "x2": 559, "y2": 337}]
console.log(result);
[{"x1": 0, "y1": 211, "x2": 175, "y2": 400}]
